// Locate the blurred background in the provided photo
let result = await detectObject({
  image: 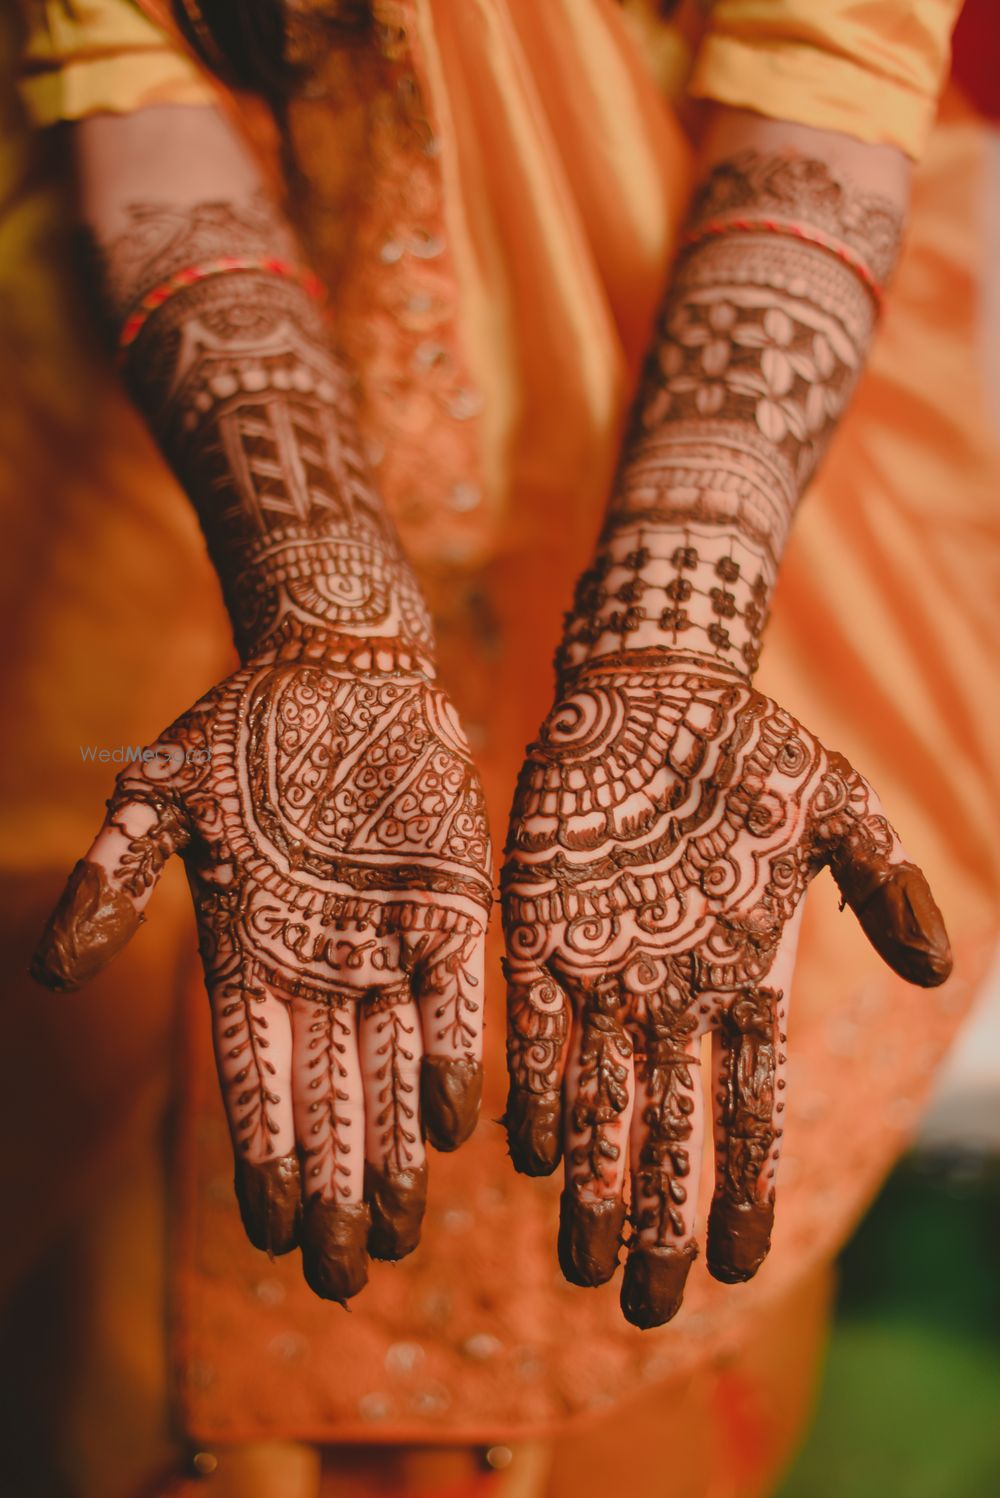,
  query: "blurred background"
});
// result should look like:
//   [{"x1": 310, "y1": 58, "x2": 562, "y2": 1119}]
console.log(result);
[{"x1": 779, "y1": 951, "x2": 1000, "y2": 1498}]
